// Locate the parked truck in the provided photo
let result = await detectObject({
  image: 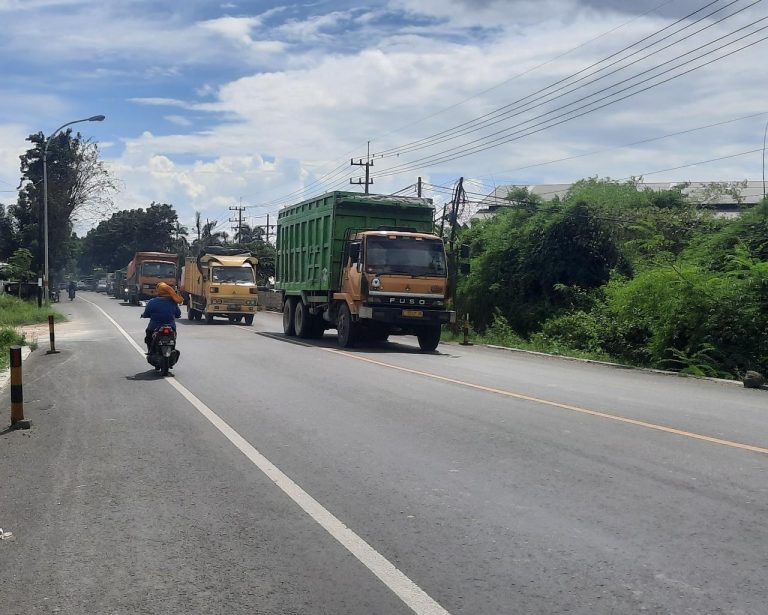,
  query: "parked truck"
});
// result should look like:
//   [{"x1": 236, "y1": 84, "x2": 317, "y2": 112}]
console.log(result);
[
  {"x1": 276, "y1": 191, "x2": 455, "y2": 351},
  {"x1": 113, "y1": 268, "x2": 127, "y2": 300},
  {"x1": 126, "y1": 252, "x2": 178, "y2": 305},
  {"x1": 181, "y1": 247, "x2": 258, "y2": 325}
]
